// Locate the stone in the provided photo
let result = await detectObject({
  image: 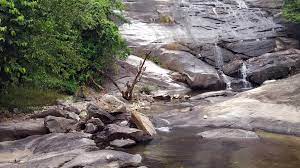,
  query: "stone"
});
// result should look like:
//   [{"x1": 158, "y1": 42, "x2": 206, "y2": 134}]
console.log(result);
[
  {"x1": 0, "y1": 133, "x2": 142, "y2": 168},
  {"x1": 246, "y1": 49, "x2": 300, "y2": 84},
  {"x1": 44, "y1": 116, "x2": 77, "y2": 133},
  {"x1": 223, "y1": 39, "x2": 276, "y2": 58},
  {"x1": 110, "y1": 139, "x2": 136, "y2": 148},
  {"x1": 63, "y1": 105, "x2": 81, "y2": 114},
  {"x1": 31, "y1": 107, "x2": 66, "y2": 118},
  {"x1": 223, "y1": 59, "x2": 244, "y2": 77},
  {"x1": 66, "y1": 112, "x2": 80, "y2": 121},
  {"x1": 87, "y1": 118, "x2": 105, "y2": 131},
  {"x1": 85, "y1": 123, "x2": 97, "y2": 134},
  {"x1": 87, "y1": 104, "x2": 115, "y2": 124},
  {"x1": 158, "y1": 49, "x2": 225, "y2": 90},
  {"x1": 131, "y1": 111, "x2": 157, "y2": 136},
  {"x1": 190, "y1": 90, "x2": 238, "y2": 101},
  {"x1": 106, "y1": 124, "x2": 152, "y2": 142},
  {"x1": 199, "y1": 44, "x2": 236, "y2": 67},
  {"x1": 0, "y1": 119, "x2": 48, "y2": 142},
  {"x1": 98, "y1": 94, "x2": 127, "y2": 113},
  {"x1": 275, "y1": 37, "x2": 299, "y2": 51},
  {"x1": 197, "y1": 129, "x2": 259, "y2": 139},
  {"x1": 168, "y1": 74, "x2": 300, "y2": 136}
]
